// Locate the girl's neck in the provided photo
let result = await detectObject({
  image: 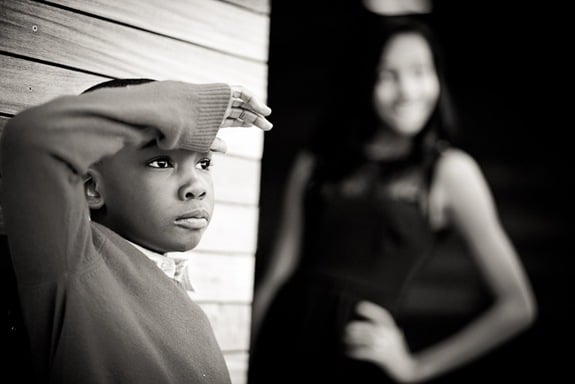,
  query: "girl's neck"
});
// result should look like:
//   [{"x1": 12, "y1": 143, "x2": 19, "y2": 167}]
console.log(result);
[{"x1": 364, "y1": 128, "x2": 414, "y2": 161}]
